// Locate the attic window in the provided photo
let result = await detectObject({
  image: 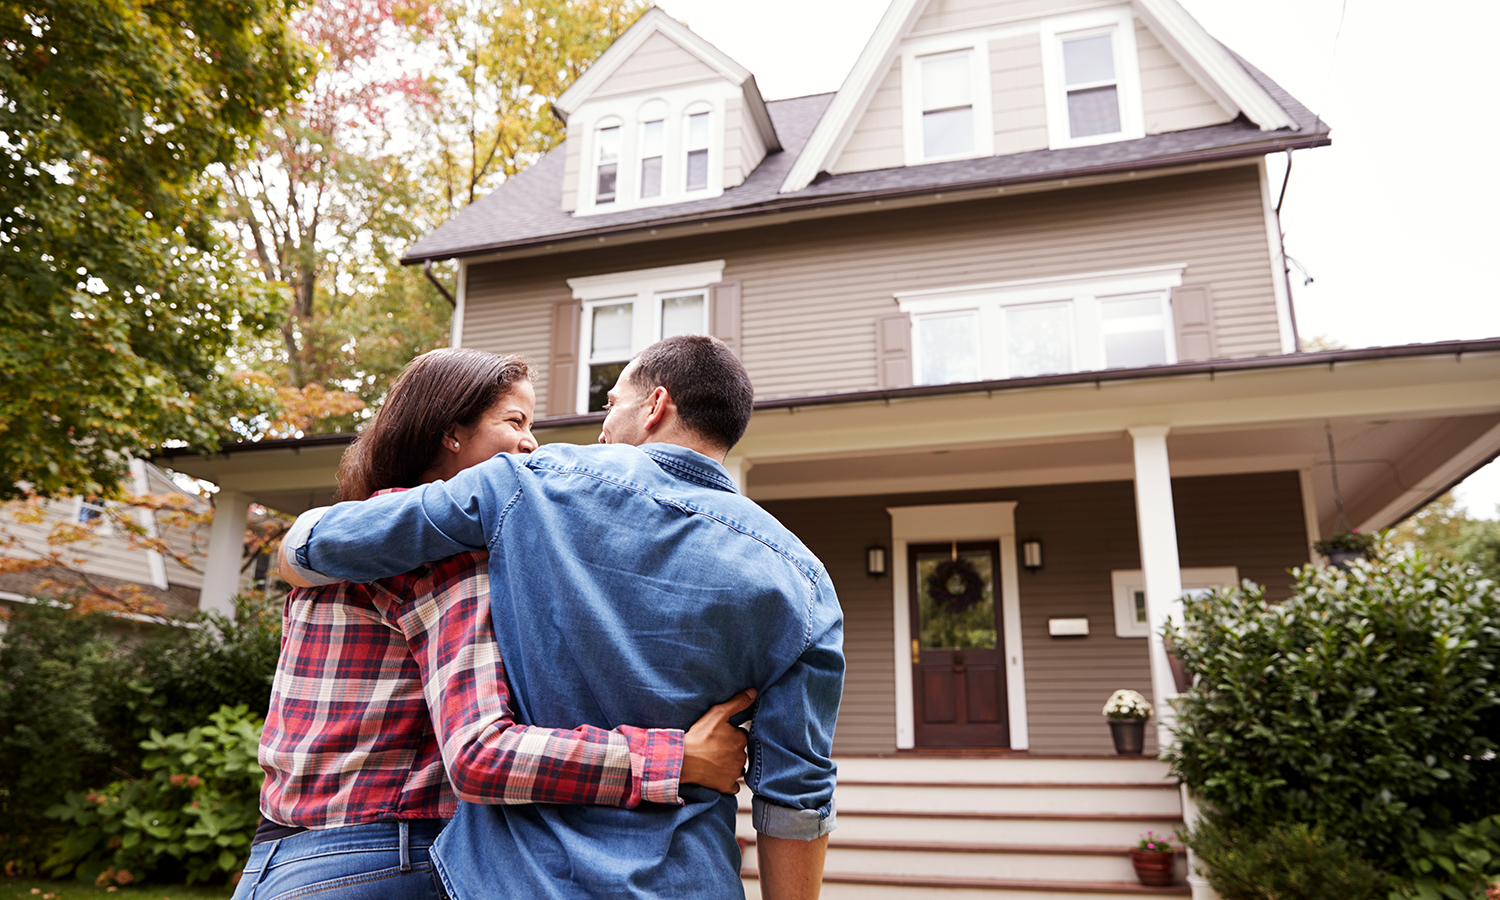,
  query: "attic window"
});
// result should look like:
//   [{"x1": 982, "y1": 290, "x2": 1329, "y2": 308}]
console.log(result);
[
  {"x1": 639, "y1": 119, "x2": 664, "y2": 199},
  {"x1": 920, "y1": 50, "x2": 974, "y2": 158},
  {"x1": 685, "y1": 111, "x2": 710, "y2": 191},
  {"x1": 1062, "y1": 33, "x2": 1120, "y2": 138},
  {"x1": 595, "y1": 124, "x2": 620, "y2": 203}
]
